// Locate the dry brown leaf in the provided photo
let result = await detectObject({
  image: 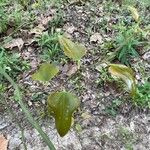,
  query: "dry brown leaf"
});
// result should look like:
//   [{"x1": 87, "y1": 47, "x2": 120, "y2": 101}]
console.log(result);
[
  {"x1": 0, "y1": 135, "x2": 8, "y2": 150},
  {"x1": 30, "y1": 59, "x2": 40, "y2": 69},
  {"x1": 41, "y1": 16, "x2": 53, "y2": 26},
  {"x1": 64, "y1": 24, "x2": 77, "y2": 34},
  {"x1": 6, "y1": 27, "x2": 14, "y2": 36},
  {"x1": 90, "y1": 33, "x2": 102, "y2": 44},
  {"x1": 62, "y1": 63, "x2": 78, "y2": 76},
  {"x1": 25, "y1": 38, "x2": 36, "y2": 45},
  {"x1": 142, "y1": 51, "x2": 150, "y2": 63},
  {"x1": 29, "y1": 24, "x2": 45, "y2": 36},
  {"x1": 67, "y1": 64, "x2": 78, "y2": 76},
  {"x1": 22, "y1": 51, "x2": 31, "y2": 60},
  {"x1": 3, "y1": 38, "x2": 24, "y2": 50}
]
